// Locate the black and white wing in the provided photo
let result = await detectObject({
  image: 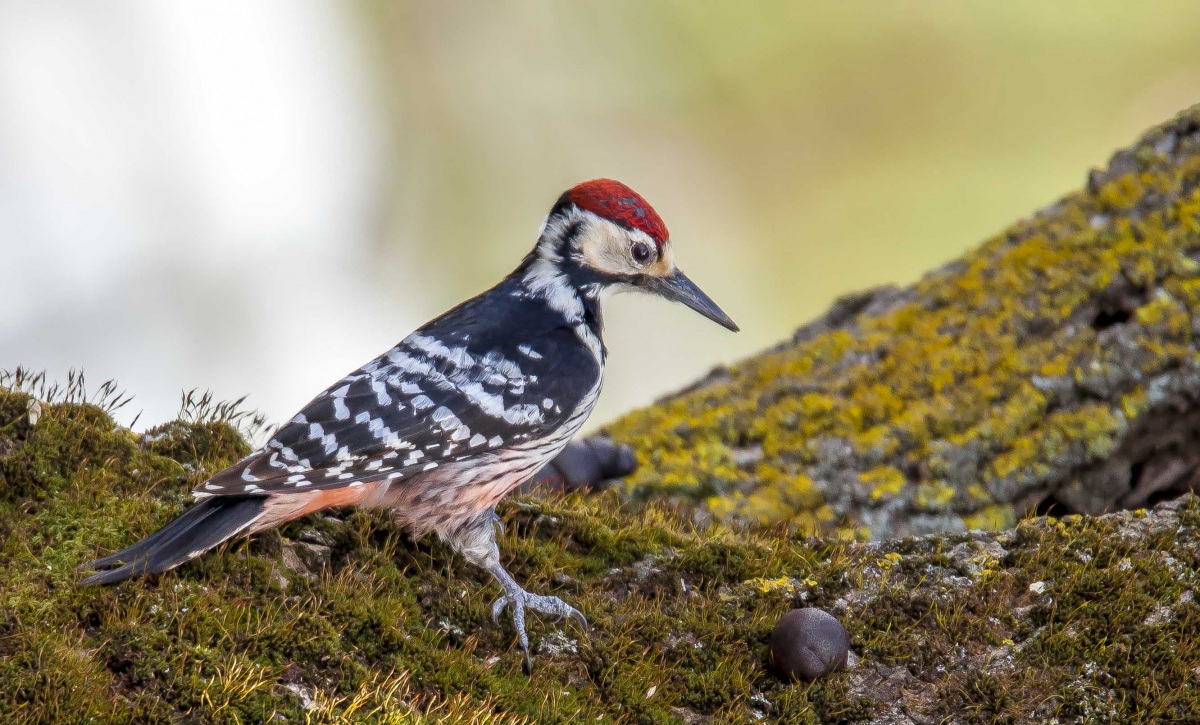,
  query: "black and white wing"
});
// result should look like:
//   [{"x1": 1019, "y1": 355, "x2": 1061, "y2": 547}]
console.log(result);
[{"x1": 194, "y1": 294, "x2": 601, "y2": 498}]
